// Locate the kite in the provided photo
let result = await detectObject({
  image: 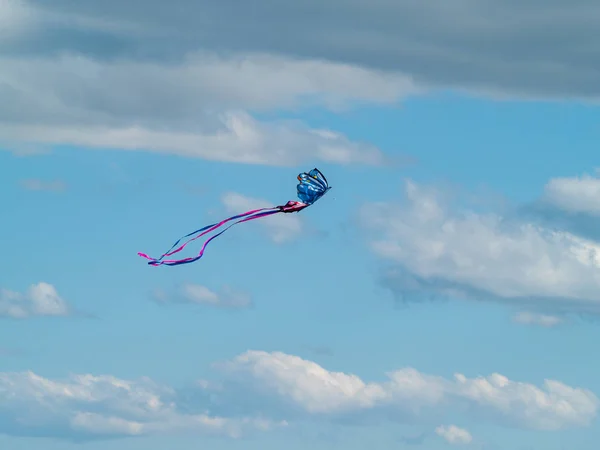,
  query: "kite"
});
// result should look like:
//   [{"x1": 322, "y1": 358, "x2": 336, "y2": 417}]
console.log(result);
[{"x1": 138, "y1": 168, "x2": 331, "y2": 266}]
